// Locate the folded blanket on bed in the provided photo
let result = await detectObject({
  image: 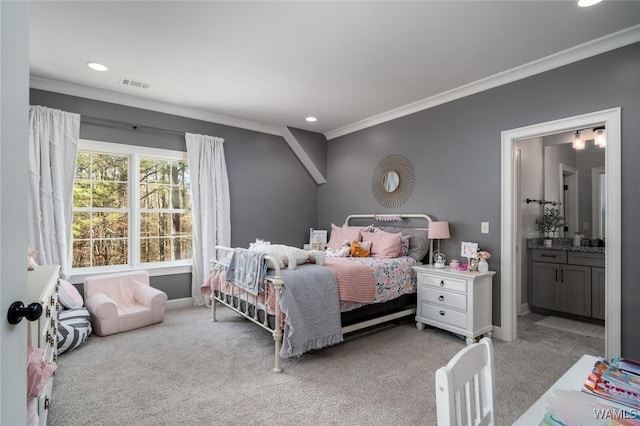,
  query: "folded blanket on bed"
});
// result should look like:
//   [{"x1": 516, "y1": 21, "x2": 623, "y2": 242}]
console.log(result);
[
  {"x1": 324, "y1": 257, "x2": 376, "y2": 303},
  {"x1": 278, "y1": 265, "x2": 343, "y2": 358},
  {"x1": 225, "y1": 248, "x2": 268, "y2": 296}
]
